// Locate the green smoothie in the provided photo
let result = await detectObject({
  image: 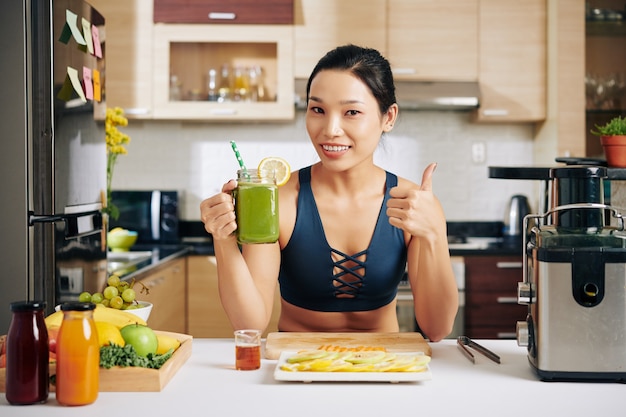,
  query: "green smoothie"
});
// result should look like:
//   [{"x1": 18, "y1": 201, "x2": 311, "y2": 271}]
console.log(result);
[{"x1": 235, "y1": 179, "x2": 279, "y2": 244}]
